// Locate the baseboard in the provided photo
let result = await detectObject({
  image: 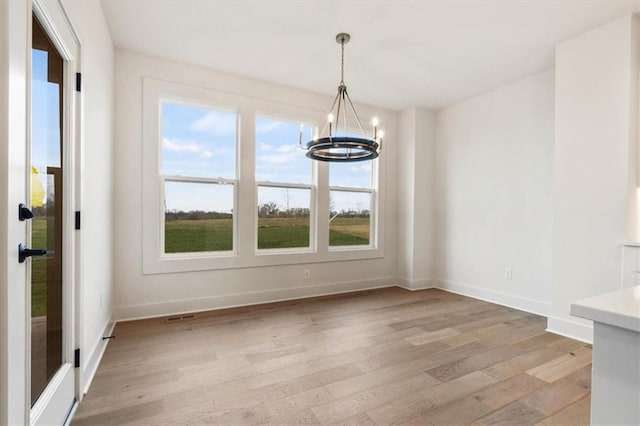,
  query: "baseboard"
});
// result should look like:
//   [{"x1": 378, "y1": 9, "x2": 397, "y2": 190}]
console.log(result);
[
  {"x1": 114, "y1": 277, "x2": 398, "y2": 321},
  {"x1": 434, "y1": 278, "x2": 551, "y2": 318},
  {"x1": 81, "y1": 319, "x2": 115, "y2": 398},
  {"x1": 396, "y1": 277, "x2": 434, "y2": 291},
  {"x1": 546, "y1": 315, "x2": 593, "y2": 344}
]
